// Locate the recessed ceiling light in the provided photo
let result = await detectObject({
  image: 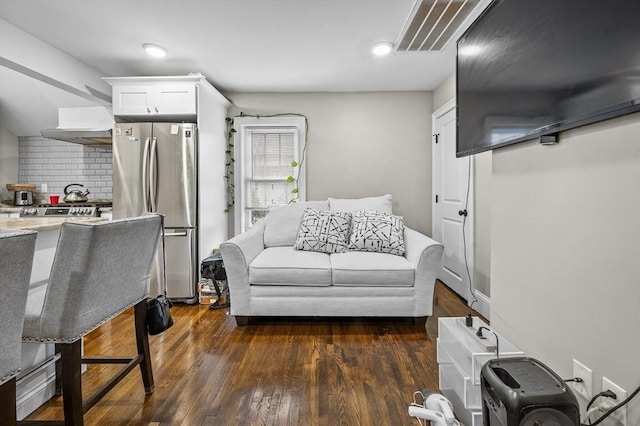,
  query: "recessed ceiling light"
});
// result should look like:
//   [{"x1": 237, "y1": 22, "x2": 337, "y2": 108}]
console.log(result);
[
  {"x1": 459, "y1": 45, "x2": 483, "y2": 56},
  {"x1": 371, "y1": 42, "x2": 394, "y2": 57},
  {"x1": 142, "y1": 43, "x2": 167, "y2": 58}
]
